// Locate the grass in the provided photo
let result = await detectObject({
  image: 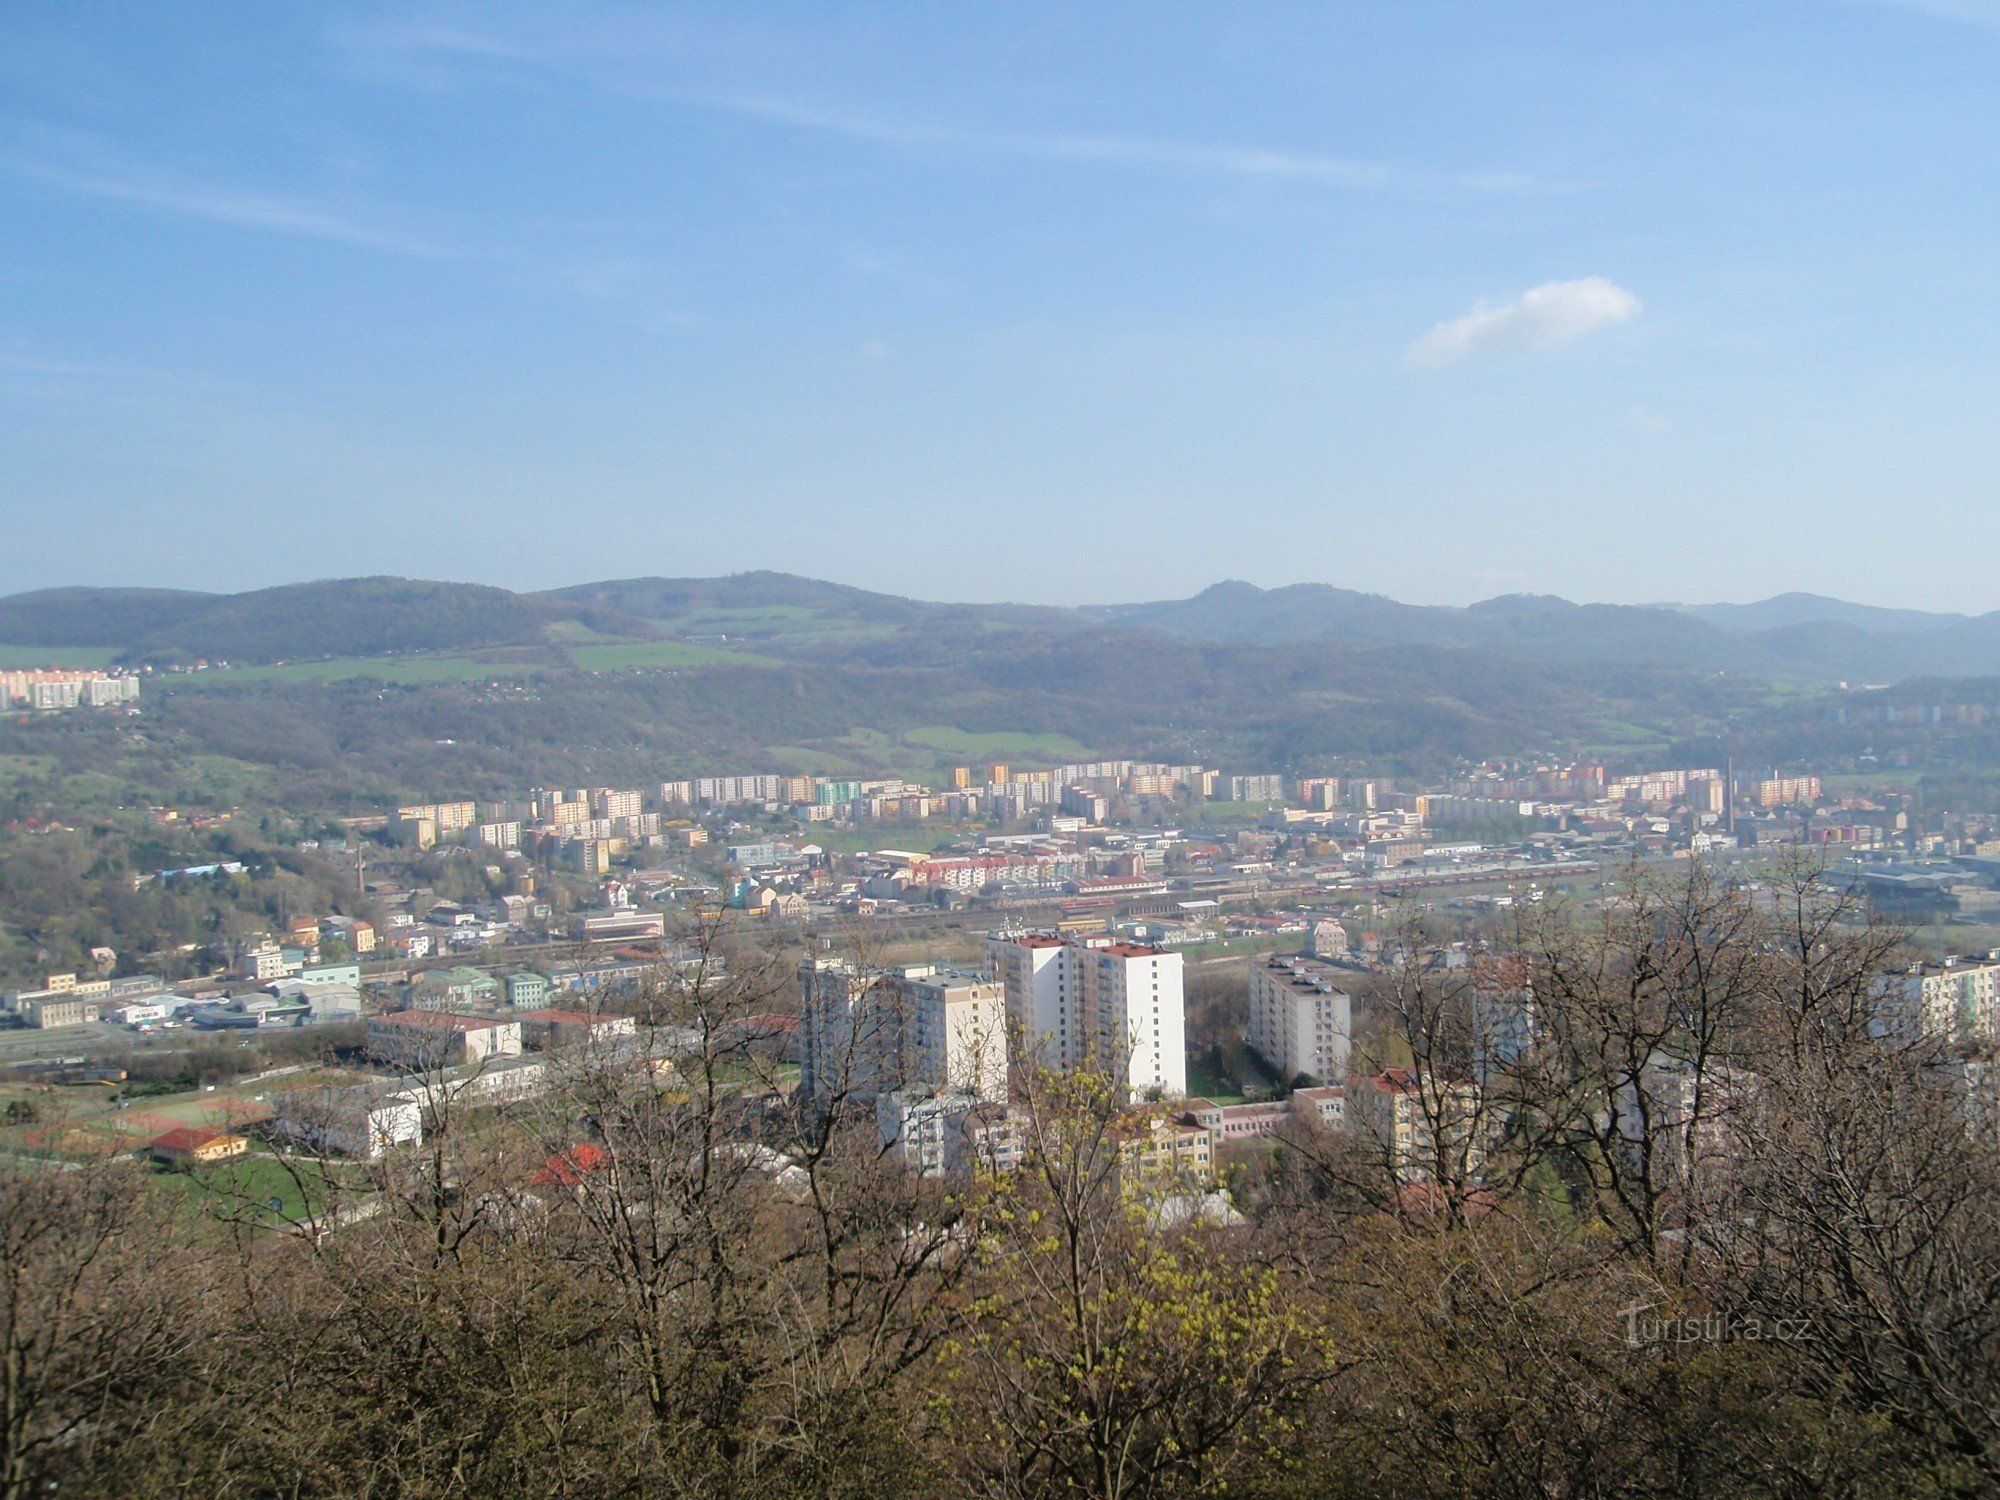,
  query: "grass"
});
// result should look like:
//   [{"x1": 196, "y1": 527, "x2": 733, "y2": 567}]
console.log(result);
[
  {"x1": 1180, "y1": 934, "x2": 1295, "y2": 963},
  {"x1": 765, "y1": 746, "x2": 866, "y2": 775},
  {"x1": 542, "y1": 620, "x2": 624, "y2": 644},
  {"x1": 1190, "y1": 800, "x2": 1283, "y2": 822},
  {"x1": 903, "y1": 725, "x2": 1092, "y2": 760},
  {"x1": 0, "y1": 643, "x2": 123, "y2": 668},
  {"x1": 1185, "y1": 1038, "x2": 1273, "y2": 1105},
  {"x1": 170, "y1": 1150, "x2": 363, "y2": 1224},
  {"x1": 180, "y1": 656, "x2": 539, "y2": 686},
  {"x1": 0, "y1": 754, "x2": 60, "y2": 788},
  {"x1": 645, "y1": 607, "x2": 900, "y2": 645},
  {"x1": 1821, "y1": 770, "x2": 1924, "y2": 795},
  {"x1": 795, "y1": 826, "x2": 953, "y2": 856},
  {"x1": 569, "y1": 641, "x2": 786, "y2": 671}
]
